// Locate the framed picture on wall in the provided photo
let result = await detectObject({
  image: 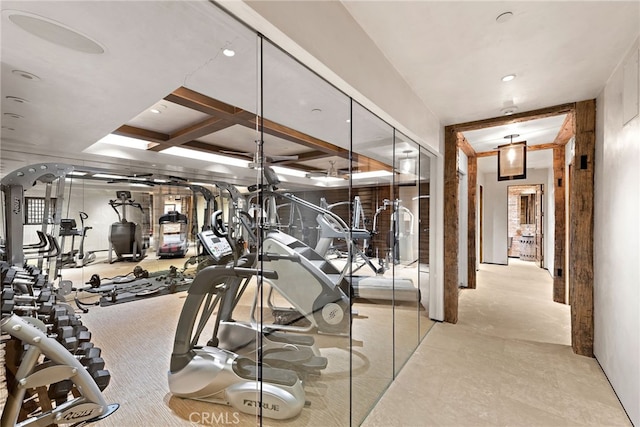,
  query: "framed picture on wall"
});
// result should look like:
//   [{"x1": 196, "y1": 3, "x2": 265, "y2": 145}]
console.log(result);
[{"x1": 497, "y1": 141, "x2": 527, "y2": 181}]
